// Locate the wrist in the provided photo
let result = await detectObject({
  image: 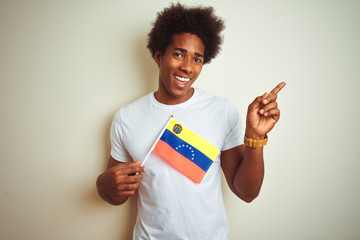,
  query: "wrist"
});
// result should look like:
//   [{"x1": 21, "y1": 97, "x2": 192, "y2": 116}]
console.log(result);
[
  {"x1": 245, "y1": 129, "x2": 266, "y2": 140},
  {"x1": 244, "y1": 134, "x2": 268, "y2": 148}
]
